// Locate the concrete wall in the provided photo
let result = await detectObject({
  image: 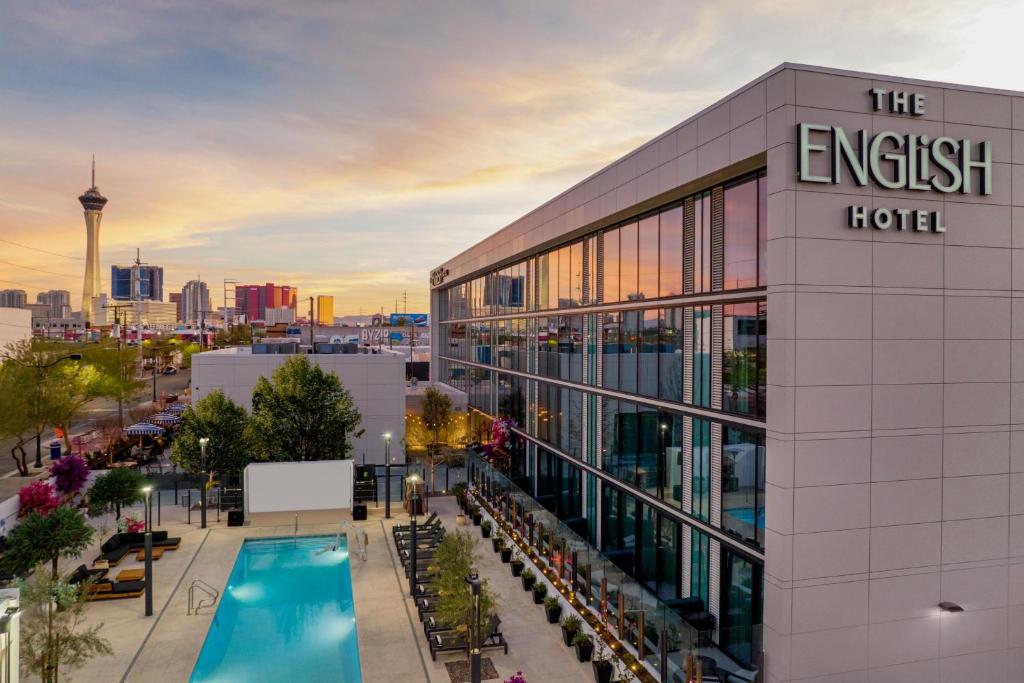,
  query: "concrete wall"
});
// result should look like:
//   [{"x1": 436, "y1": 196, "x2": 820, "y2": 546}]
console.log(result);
[
  {"x1": 0, "y1": 307, "x2": 31, "y2": 349},
  {"x1": 765, "y1": 67, "x2": 1024, "y2": 683},
  {"x1": 192, "y1": 348, "x2": 406, "y2": 464},
  {"x1": 244, "y1": 460, "x2": 353, "y2": 514}
]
